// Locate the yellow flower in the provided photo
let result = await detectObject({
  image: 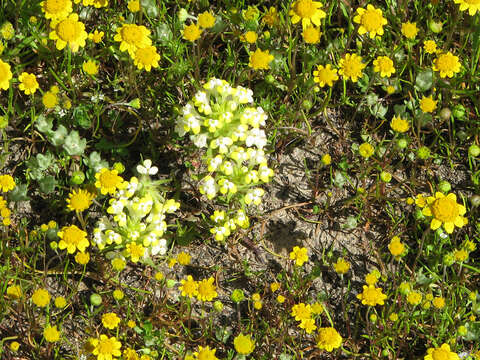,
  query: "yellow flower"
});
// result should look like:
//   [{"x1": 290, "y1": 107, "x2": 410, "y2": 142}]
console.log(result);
[
  {"x1": 338, "y1": 53, "x2": 366, "y2": 82},
  {"x1": 57, "y1": 224, "x2": 89, "y2": 254},
  {"x1": 67, "y1": 189, "x2": 95, "y2": 212},
  {"x1": 432, "y1": 296, "x2": 445, "y2": 309},
  {"x1": 113, "y1": 289, "x2": 124, "y2": 300},
  {"x1": 82, "y1": 60, "x2": 98, "y2": 76},
  {"x1": 289, "y1": 0, "x2": 326, "y2": 29},
  {"x1": 234, "y1": 333, "x2": 255, "y2": 355},
  {"x1": 193, "y1": 346, "x2": 218, "y2": 360},
  {"x1": 390, "y1": 115, "x2": 409, "y2": 133},
  {"x1": 262, "y1": 7, "x2": 279, "y2": 27},
  {"x1": 433, "y1": 51, "x2": 461, "y2": 78},
  {"x1": 240, "y1": 31, "x2": 258, "y2": 43},
  {"x1": 49, "y1": 13, "x2": 88, "y2": 52},
  {"x1": 0, "y1": 60, "x2": 12, "y2": 90},
  {"x1": 54, "y1": 296, "x2": 67, "y2": 308},
  {"x1": 373, "y1": 56, "x2": 395, "y2": 78},
  {"x1": 277, "y1": 294, "x2": 285, "y2": 303},
  {"x1": 353, "y1": 5, "x2": 387, "y2": 39},
  {"x1": 289, "y1": 246, "x2": 308, "y2": 266},
  {"x1": 311, "y1": 302, "x2": 324, "y2": 314},
  {"x1": 0, "y1": 174, "x2": 15, "y2": 192},
  {"x1": 182, "y1": 23, "x2": 202, "y2": 42},
  {"x1": 18, "y1": 72, "x2": 39, "y2": 95},
  {"x1": 75, "y1": 252, "x2": 90, "y2": 265},
  {"x1": 423, "y1": 40, "x2": 437, "y2": 54},
  {"x1": 270, "y1": 282, "x2": 280, "y2": 292},
  {"x1": 133, "y1": 45, "x2": 160, "y2": 71},
  {"x1": 179, "y1": 275, "x2": 198, "y2": 298},
  {"x1": 365, "y1": 272, "x2": 379, "y2": 285},
  {"x1": 388, "y1": 236, "x2": 405, "y2": 257},
  {"x1": 333, "y1": 257, "x2": 350, "y2": 274},
  {"x1": 248, "y1": 48, "x2": 274, "y2": 70},
  {"x1": 102, "y1": 312, "x2": 121, "y2": 329},
  {"x1": 43, "y1": 90, "x2": 58, "y2": 108},
  {"x1": 357, "y1": 285, "x2": 387, "y2": 306},
  {"x1": 424, "y1": 343, "x2": 460, "y2": 360},
  {"x1": 126, "y1": 242, "x2": 145, "y2": 262},
  {"x1": 32, "y1": 288, "x2": 51, "y2": 307},
  {"x1": 242, "y1": 6, "x2": 260, "y2": 21},
  {"x1": 177, "y1": 251, "x2": 191, "y2": 265},
  {"x1": 112, "y1": 257, "x2": 126, "y2": 271},
  {"x1": 321, "y1": 153, "x2": 332, "y2": 165},
  {"x1": 401, "y1": 22, "x2": 418, "y2": 39},
  {"x1": 91, "y1": 335, "x2": 122, "y2": 360},
  {"x1": 389, "y1": 313, "x2": 398, "y2": 321},
  {"x1": 6, "y1": 284, "x2": 22, "y2": 299},
  {"x1": 89, "y1": 29, "x2": 105, "y2": 43},
  {"x1": 454, "y1": 0, "x2": 480, "y2": 16},
  {"x1": 0, "y1": 22, "x2": 14, "y2": 40},
  {"x1": 291, "y1": 303, "x2": 312, "y2": 321},
  {"x1": 454, "y1": 249, "x2": 469, "y2": 262},
  {"x1": 407, "y1": 291, "x2": 422, "y2": 305},
  {"x1": 359, "y1": 142, "x2": 374, "y2": 158},
  {"x1": 386, "y1": 85, "x2": 395, "y2": 94},
  {"x1": 420, "y1": 96, "x2": 437, "y2": 113},
  {"x1": 299, "y1": 318, "x2": 317, "y2": 333},
  {"x1": 196, "y1": 277, "x2": 217, "y2": 301},
  {"x1": 422, "y1": 192, "x2": 467, "y2": 234},
  {"x1": 123, "y1": 348, "x2": 139, "y2": 360},
  {"x1": 114, "y1": 23, "x2": 152, "y2": 55},
  {"x1": 10, "y1": 341, "x2": 20, "y2": 352},
  {"x1": 302, "y1": 26, "x2": 321, "y2": 44},
  {"x1": 198, "y1": 11, "x2": 215, "y2": 29},
  {"x1": 95, "y1": 168, "x2": 126, "y2": 195},
  {"x1": 316, "y1": 327, "x2": 342, "y2": 352},
  {"x1": 127, "y1": 0, "x2": 141, "y2": 12},
  {"x1": 43, "y1": 325, "x2": 61, "y2": 342},
  {"x1": 41, "y1": 0, "x2": 72, "y2": 20},
  {"x1": 313, "y1": 64, "x2": 338, "y2": 87}
]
